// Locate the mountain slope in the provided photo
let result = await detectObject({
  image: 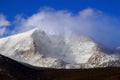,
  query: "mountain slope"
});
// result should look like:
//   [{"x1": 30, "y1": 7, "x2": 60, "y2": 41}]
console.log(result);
[
  {"x1": 0, "y1": 29, "x2": 119, "y2": 68},
  {"x1": 0, "y1": 54, "x2": 120, "y2": 80}
]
